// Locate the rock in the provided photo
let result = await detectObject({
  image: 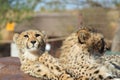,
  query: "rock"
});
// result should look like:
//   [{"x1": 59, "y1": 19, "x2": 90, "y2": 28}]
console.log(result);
[{"x1": 0, "y1": 57, "x2": 40, "y2": 80}]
